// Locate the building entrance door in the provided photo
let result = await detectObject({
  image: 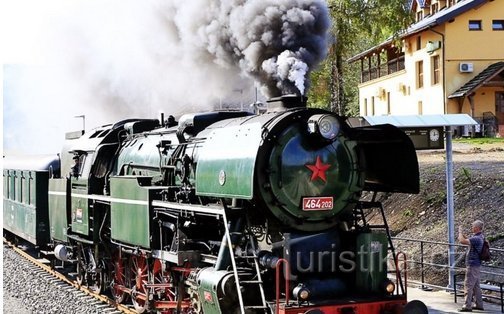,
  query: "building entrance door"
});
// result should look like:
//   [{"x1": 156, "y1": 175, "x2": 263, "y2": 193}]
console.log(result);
[{"x1": 496, "y1": 92, "x2": 504, "y2": 137}]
